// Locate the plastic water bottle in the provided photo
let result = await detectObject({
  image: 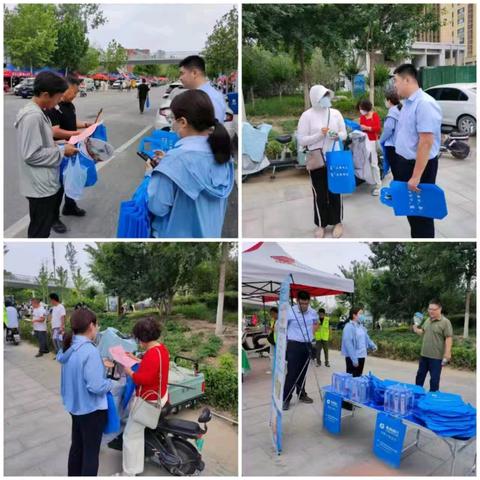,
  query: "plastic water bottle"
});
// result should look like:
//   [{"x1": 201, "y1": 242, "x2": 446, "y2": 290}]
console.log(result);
[{"x1": 331, "y1": 372, "x2": 352, "y2": 396}]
